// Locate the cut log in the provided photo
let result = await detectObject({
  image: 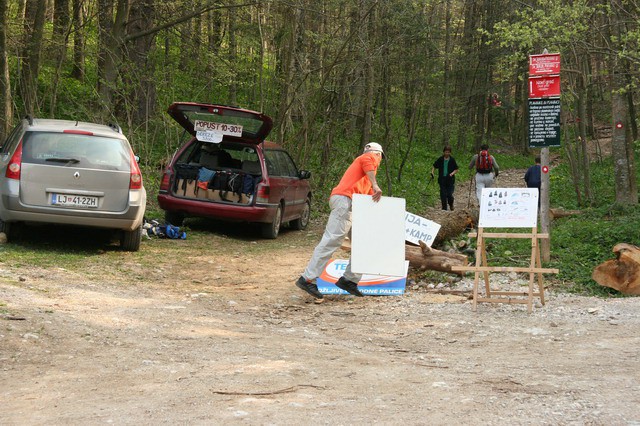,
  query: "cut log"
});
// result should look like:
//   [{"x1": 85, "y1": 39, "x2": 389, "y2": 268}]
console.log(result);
[
  {"x1": 406, "y1": 241, "x2": 469, "y2": 274},
  {"x1": 340, "y1": 239, "x2": 468, "y2": 274},
  {"x1": 549, "y1": 208, "x2": 582, "y2": 220},
  {"x1": 592, "y1": 243, "x2": 640, "y2": 295},
  {"x1": 422, "y1": 207, "x2": 478, "y2": 246}
]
